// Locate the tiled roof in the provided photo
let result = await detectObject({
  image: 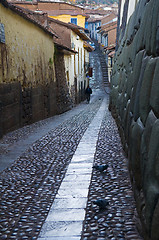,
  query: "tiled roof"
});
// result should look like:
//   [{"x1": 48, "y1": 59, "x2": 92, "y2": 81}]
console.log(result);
[
  {"x1": 87, "y1": 16, "x2": 104, "y2": 23},
  {"x1": 84, "y1": 9, "x2": 111, "y2": 15},
  {"x1": 100, "y1": 21, "x2": 117, "y2": 33},
  {"x1": 11, "y1": 1, "x2": 85, "y2": 12},
  {"x1": 101, "y1": 12, "x2": 117, "y2": 24},
  {"x1": 1, "y1": 0, "x2": 56, "y2": 37},
  {"x1": 46, "y1": 10, "x2": 88, "y2": 17},
  {"x1": 2, "y1": 0, "x2": 77, "y2": 53}
]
